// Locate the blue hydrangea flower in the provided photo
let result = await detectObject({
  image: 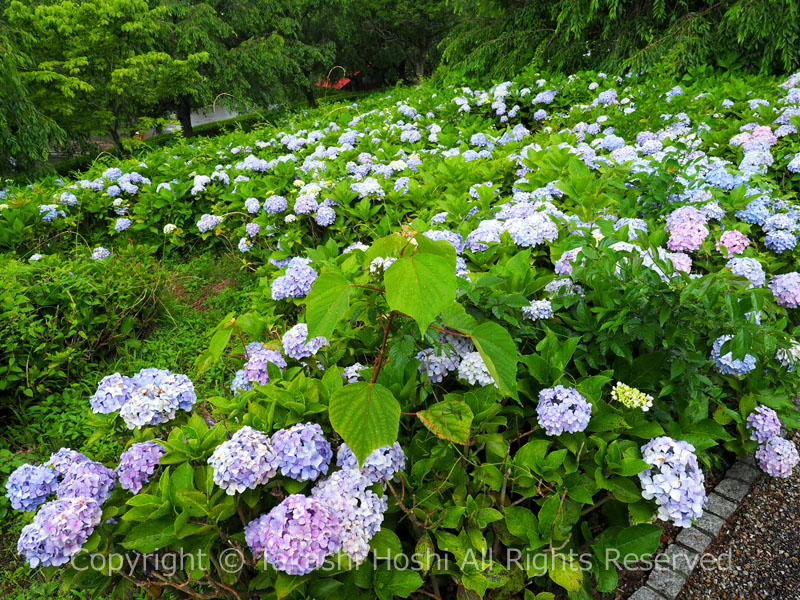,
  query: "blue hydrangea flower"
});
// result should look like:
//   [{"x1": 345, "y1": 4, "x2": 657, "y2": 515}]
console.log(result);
[
  {"x1": 639, "y1": 437, "x2": 706, "y2": 527},
  {"x1": 59, "y1": 192, "x2": 78, "y2": 206},
  {"x1": 45, "y1": 448, "x2": 90, "y2": 476},
  {"x1": 245, "y1": 494, "x2": 341, "y2": 574},
  {"x1": 208, "y1": 426, "x2": 278, "y2": 494},
  {"x1": 755, "y1": 437, "x2": 799, "y2": 477},
  {"x1": 90, "y1": 373, "x2": 135, "y2": 414},
  {"x1": 765, "y1": 230, "x2": 797, "y2": 253},
  {"x1": 244, "y1": 197, "x2": 261, "y2": 214},
  {"x1": 342, "y1": 363, "x2": 366, "y2": 383},
  {"x1": 416, "y1": 347, "x2": 460, "y2": 383},
  {"x1": 17, "y1": 497, "x2": 103, "y2": 567},
  {"x1": 522, "y1": 299, "x2": 553, "y2": 321},
  {"x1": 118, "y1": 371, "x2": 196, "y2": 429},
  {"x1": 57, "y1": 460, "x2": 116, "y2": 503},
  {"x1": 116, "y1": 442, "x2": 165, "y2": 494},
  {"x1": 423, "y1": 229, "x2": 464, "y2": 254},
  {"x1": 727, "y1": 257, "x2": 765, "y2": 288},
  {"x1": 197, "y1": 214, "x2": 222, "y2": 233},
  {"x1": 92, "y1": 247, "x2": 110, "y2": 260},
  {"x1": 282, "y1": 323, "x2": 328, "y2": 360},
  {"x1": 312, "y1": 469, "x2": 387, "y2": 564},
  {"x1": 711, "y1": 335, "x2": 756, "y2": 376},
  {"x1": 506, "y1": 214, "x2": 558, "y2": 247},
  {"x1": 746, "y1": 406, "x2": 782, "y2": 443},
  {"x1": 230, "y1": 368, "x2": 253, "y2": 395},
  {"x1": 536, "y1": 385, "x2": 592, "y2": 435},
  {"x1": 271, "y1": 258, "x2": 318, "y2": 300},
  {"x1": 336, "y1": 442, "x2": 405, "y2": 483},
  {"x1": 6, "y1": 464, "x2": 59, "y2": 512},
  {"x1": 246, "y1": 222, "x2": 260, "y2": 237},
  {"x1": 264, "y1": 195, "x2": 288, "y2": 214},
  {"x1": 114, "y1": 217, "x2": 131, "y2": 232},
  {"x1": 315, "y1": 205, "x2": 336, "y2": 227},
  {"x1": 238, "y1": 237, "x2": 252, "y2": 252},
  {"x1": 271, "y1": 423, "x2": 332, "y2": 481}
]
